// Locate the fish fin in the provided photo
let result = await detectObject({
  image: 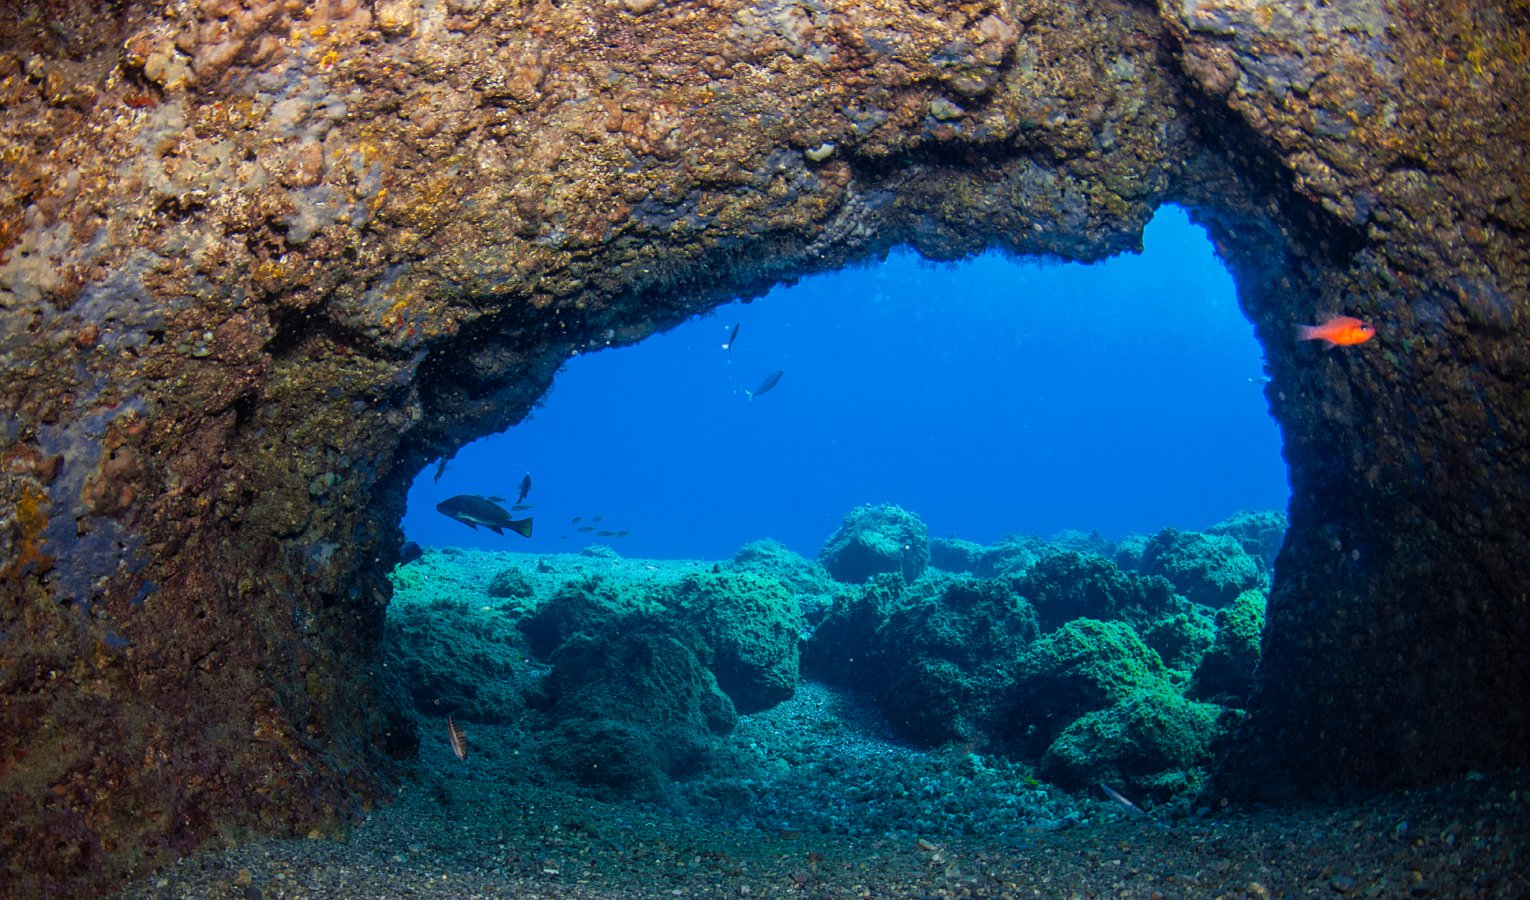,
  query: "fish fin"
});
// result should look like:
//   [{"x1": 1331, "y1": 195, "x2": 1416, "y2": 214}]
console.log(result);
[
  {"x1": 744, "y1": 390, "x2": 754, "y2": 401},
  {"x1": 1295, "y1": 323, "x2": 1319, "y2": 341},
  {"x1": 462, "y1": 520, "x2": 478, "y2": 530},
  {"x1": 487, "y1": 524, "x2": 504, "y2": 535},
  {"x1": 509, "y1": 517, "x2": 533, "y2": 538}
]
